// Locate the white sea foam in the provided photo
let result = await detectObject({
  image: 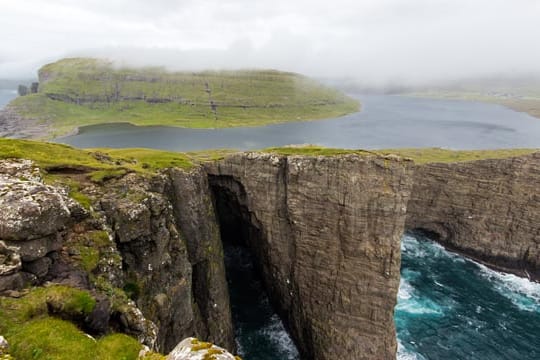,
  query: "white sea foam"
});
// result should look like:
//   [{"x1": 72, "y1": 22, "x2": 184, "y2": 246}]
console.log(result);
[
  {"x1": 396, "y1": 297, "x2": 443, "y2": 315},
  {"x1": 258, "y1": 314, "x2": 299, "y2": 359},
  {"x1": 477, "y1": 263, "x2": 540, "y2": 312},
  {"x1": 398, "y1": 278, "x2": 414, "y2": 300},
  {"x1": 397, "y1": 339, "x2": 427, "y2": 360}
]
